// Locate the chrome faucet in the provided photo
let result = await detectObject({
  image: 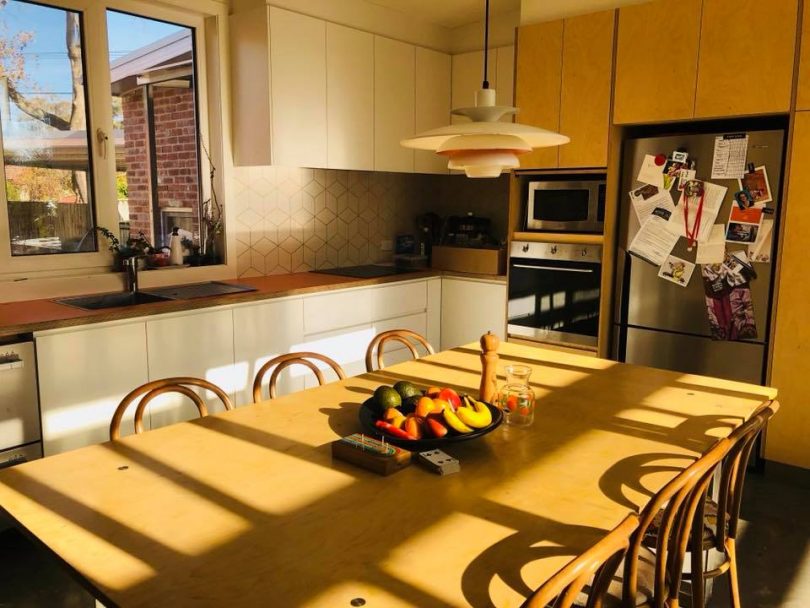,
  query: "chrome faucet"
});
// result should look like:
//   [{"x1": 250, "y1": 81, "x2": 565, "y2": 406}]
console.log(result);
[{"x1": 123, "y1": 255, "x2": 147, "y2": 294}]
